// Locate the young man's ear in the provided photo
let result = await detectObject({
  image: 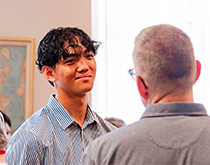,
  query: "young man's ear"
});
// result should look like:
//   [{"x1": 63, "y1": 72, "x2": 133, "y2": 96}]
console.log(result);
[
  {"x1": 42, "y1": 66, "x2": 56, "y2": 83},
  {"x1": 136, "y1": 77, "x2": 148, "y2": 100},
  {"x1": 195, "y1": 60, "x2": 201, "y2": 83}
]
